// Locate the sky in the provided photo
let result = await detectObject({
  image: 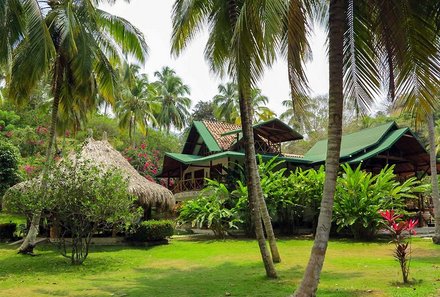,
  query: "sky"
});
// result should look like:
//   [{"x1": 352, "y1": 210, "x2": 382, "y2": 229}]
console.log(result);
[{"x1": 100, "y1": 0, "x2": 329, "y2": 117}]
